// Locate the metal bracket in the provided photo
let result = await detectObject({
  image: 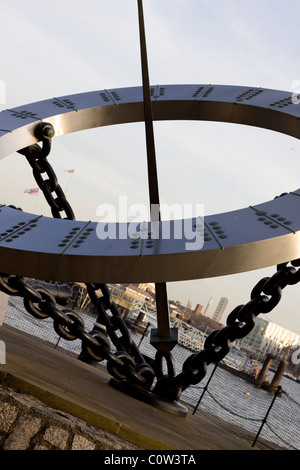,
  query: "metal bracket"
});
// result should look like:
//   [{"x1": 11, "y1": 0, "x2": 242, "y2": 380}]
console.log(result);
[{"x1": 150, "y1": 327, "x2": 179, "y2": 352}]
